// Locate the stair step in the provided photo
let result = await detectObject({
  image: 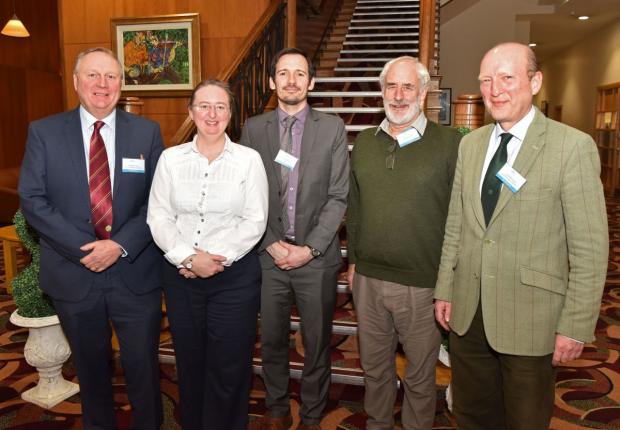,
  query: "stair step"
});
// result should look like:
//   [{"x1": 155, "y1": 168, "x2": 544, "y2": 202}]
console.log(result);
[
  {"x1": 358, "y1": 0, "x2": 419, "y2": 3},
  {"x1": 356, "y1": 4, "x2": 420, "y2": 9},
  {"x1": 346, "y1": 32, "x2": 419, "y2": 38},
  {"x1": 314, "y1": 106, "x2": 384, "y2": 113},
  {"x1": 348, "y1": 25, "x2": 419, "y2": 30},
  {"x1": 334, "y1": 67, "x2": 383, "y2": 72},
  {"x1": 309, "y1": 91, "x2": 382, "y2": 97},
  {"x1": 353, "y1": 11, "x2": 419, "y2": 16},
  {"x1": 341, "y1": 49, "x2": 419, "y2": 53},
  {"x1": 314, "y1": 76, "x2": 380, "y2": 83},
  {"x1": 346, "y1": 124, "x2": 376, "y2": 131},
  {"x1": 343, "y1": 40, "x2": 419, "y2": 45},
  {"x1": 252, "y1": 361, "x2": 365, "y2": 386},
  {"x1": 350, "y1": 18, "x2": 419, "y2": 23},
  {"x1": 337, "y1": 57, "x2": 395, "y2": 62}
]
